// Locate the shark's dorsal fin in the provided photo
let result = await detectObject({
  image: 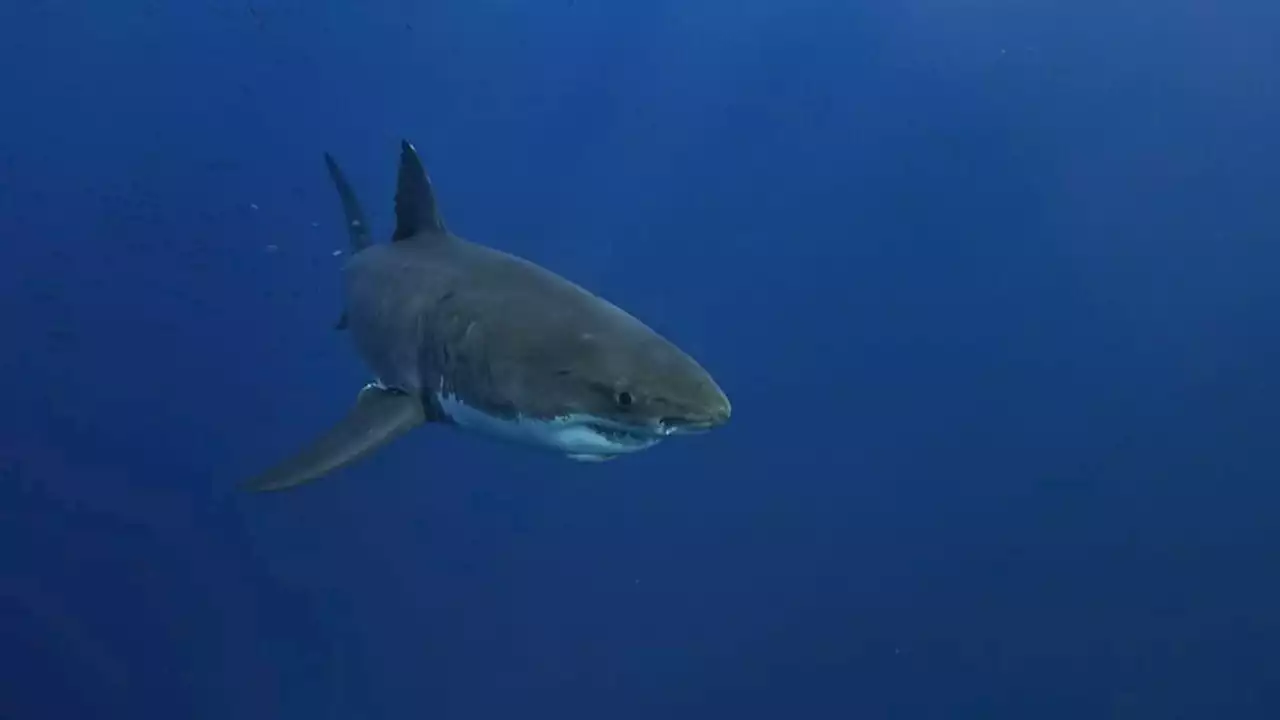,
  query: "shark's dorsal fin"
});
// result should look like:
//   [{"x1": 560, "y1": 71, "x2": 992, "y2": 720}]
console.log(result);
[
  {"x1": 323, "y1": 152, "x2": 372, "y2": 252},
  {"x1": 241, "y1": 385, "x2": 426, "y2": 492},
  {"x1": 392, "y1": 140, "x2": 446, "y2": 241}
]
